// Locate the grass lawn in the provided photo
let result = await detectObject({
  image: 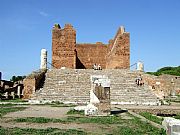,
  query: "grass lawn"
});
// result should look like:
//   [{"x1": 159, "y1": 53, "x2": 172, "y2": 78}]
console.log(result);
[
  {"x1": 14, "y1": 115, "x2": 166, "y2": 135},
  {"x1": 0, "y1": 127, "x2": 87, "y2": 135},
  {"x1": 0, "y1": 104, "x2": 26, "y2": 117},
  {"x1": 0, "y1": 98, "x2": 28, "y2": 103},
  {"x1": 174, "y1": 114, "x2": 180, "y2": 119},
  {"x1": 139, "y1": 112, "x2": 163, "y2": 124},
  {"x1": 0, "y1": 104, "x2": 166, "y2": 135},
  {"x1": 66, "y1": 109, "x2": 85, "y2": 115}
]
